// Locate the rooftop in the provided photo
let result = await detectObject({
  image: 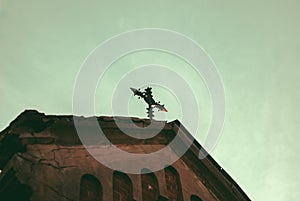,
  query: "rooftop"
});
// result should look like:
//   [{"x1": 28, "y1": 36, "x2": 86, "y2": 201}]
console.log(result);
[{"x1": 0, "y1": 110, "x2": 250, "y2": 200}]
